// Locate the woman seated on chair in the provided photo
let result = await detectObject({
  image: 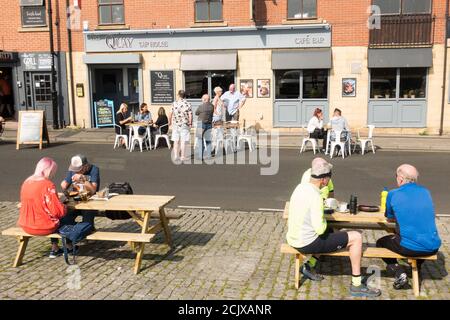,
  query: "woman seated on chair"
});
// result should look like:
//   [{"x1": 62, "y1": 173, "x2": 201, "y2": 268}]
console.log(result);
[
  {"x1": 136, "y1": 103, "x2": 153, "y2": 136},
  {"x1": 116, "y1": 103, "x2": 132, "y2": 146},
  {"x1": 307, "y1": 108, "x2": 327, "y2": 150},
  {"x1": 152, "y1": 107, "x2": 169, "y2": 147},
  {"x1": 329, "y1": 108, "x2": 351, "y2": 142}
]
